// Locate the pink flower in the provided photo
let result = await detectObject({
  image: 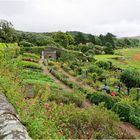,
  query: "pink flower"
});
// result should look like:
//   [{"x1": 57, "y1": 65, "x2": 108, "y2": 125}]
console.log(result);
[{"x1": 44, "y1": 103, "x2": 49, "y2": 110}]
